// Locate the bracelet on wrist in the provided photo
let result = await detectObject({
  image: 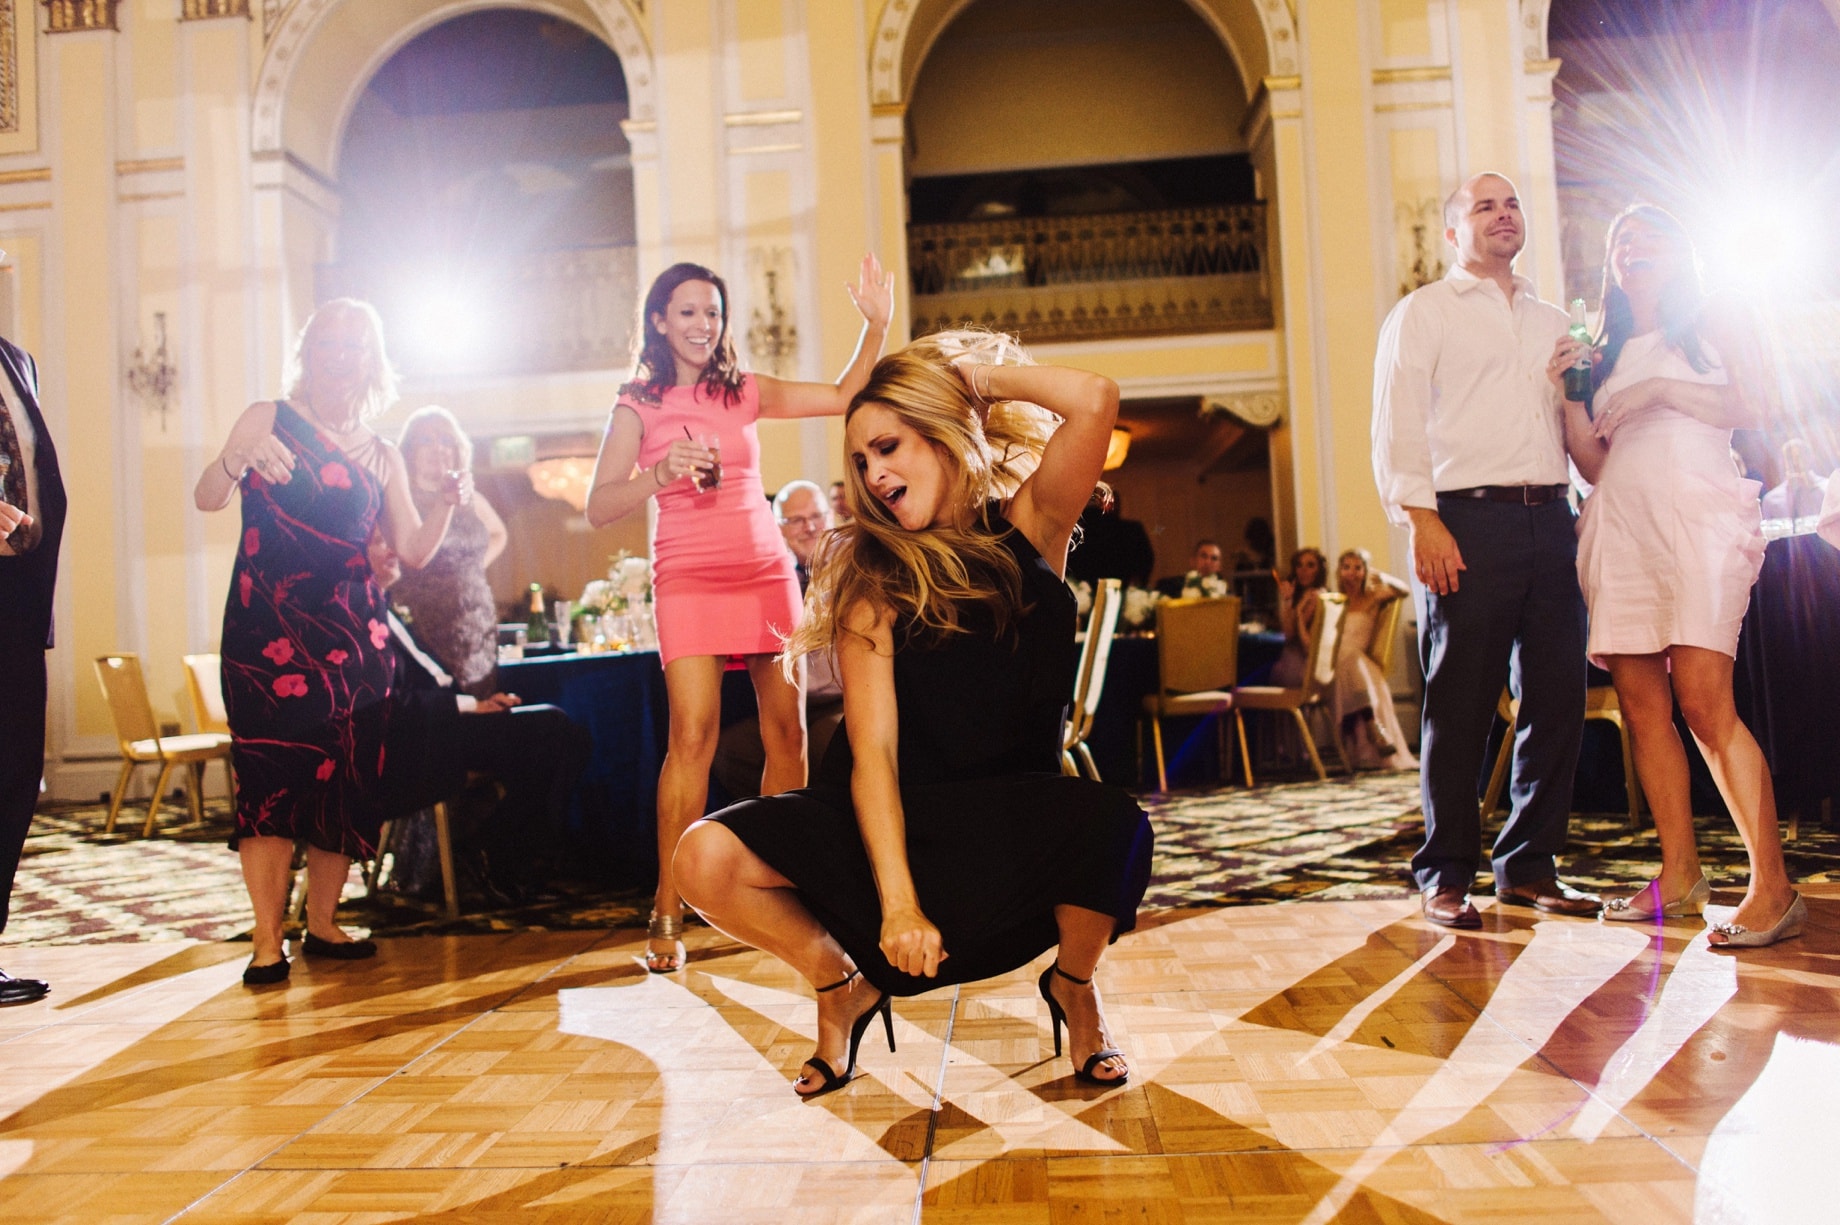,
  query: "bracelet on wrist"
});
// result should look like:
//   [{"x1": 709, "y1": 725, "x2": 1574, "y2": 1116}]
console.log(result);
[
  {"x1": 221, "y1": 455, "x2": 243, "y2": 481},
  {"x1": 974, "y1": 363, "x2": 994, "y2": 403},
  {"x1": 654, "y1": 461, "x2": 668, "y2": 487}
]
